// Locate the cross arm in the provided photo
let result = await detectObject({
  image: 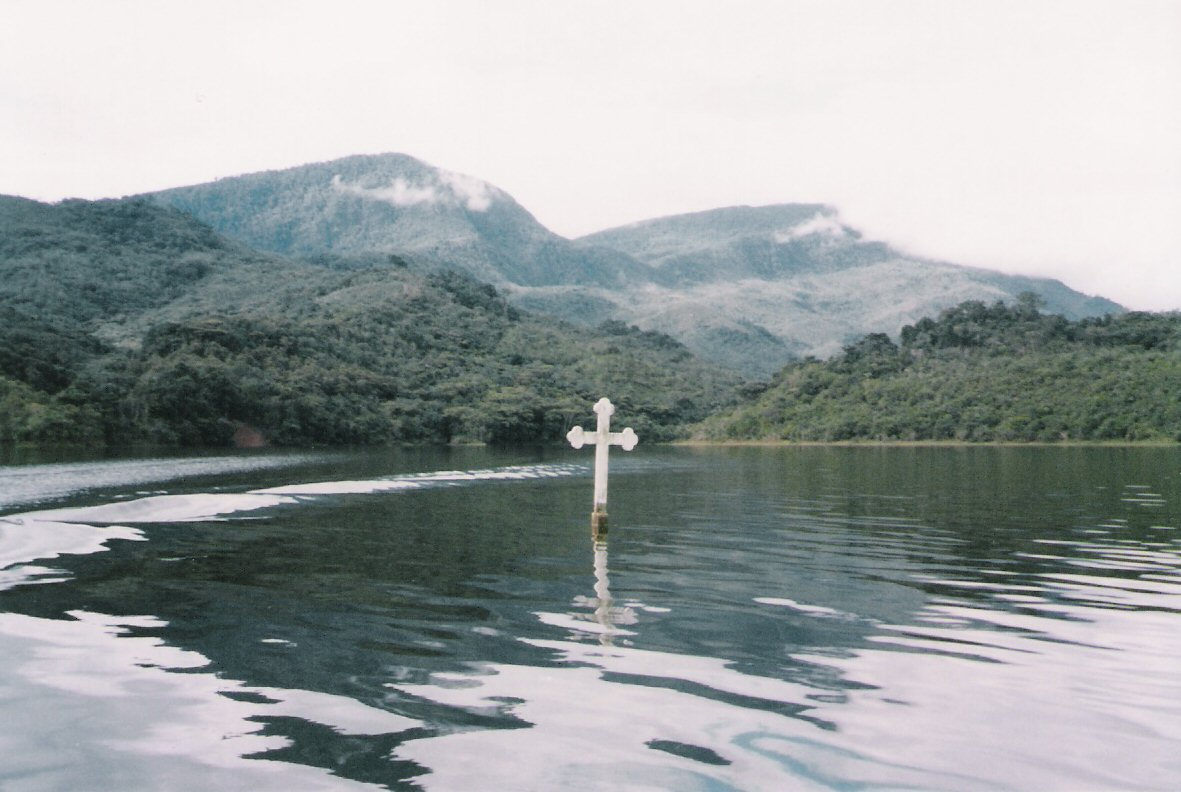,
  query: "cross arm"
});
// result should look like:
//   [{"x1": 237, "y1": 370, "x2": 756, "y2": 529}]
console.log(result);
[
  {"x1": 566, "y1": 425, "x2": 638, "y2": 450},
  {"x1": 612, "y1": 427, "x2": 638, "y2": 451},
  {"x1": 566, "y1": 425, "x2": 595, "y2": 449}
]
